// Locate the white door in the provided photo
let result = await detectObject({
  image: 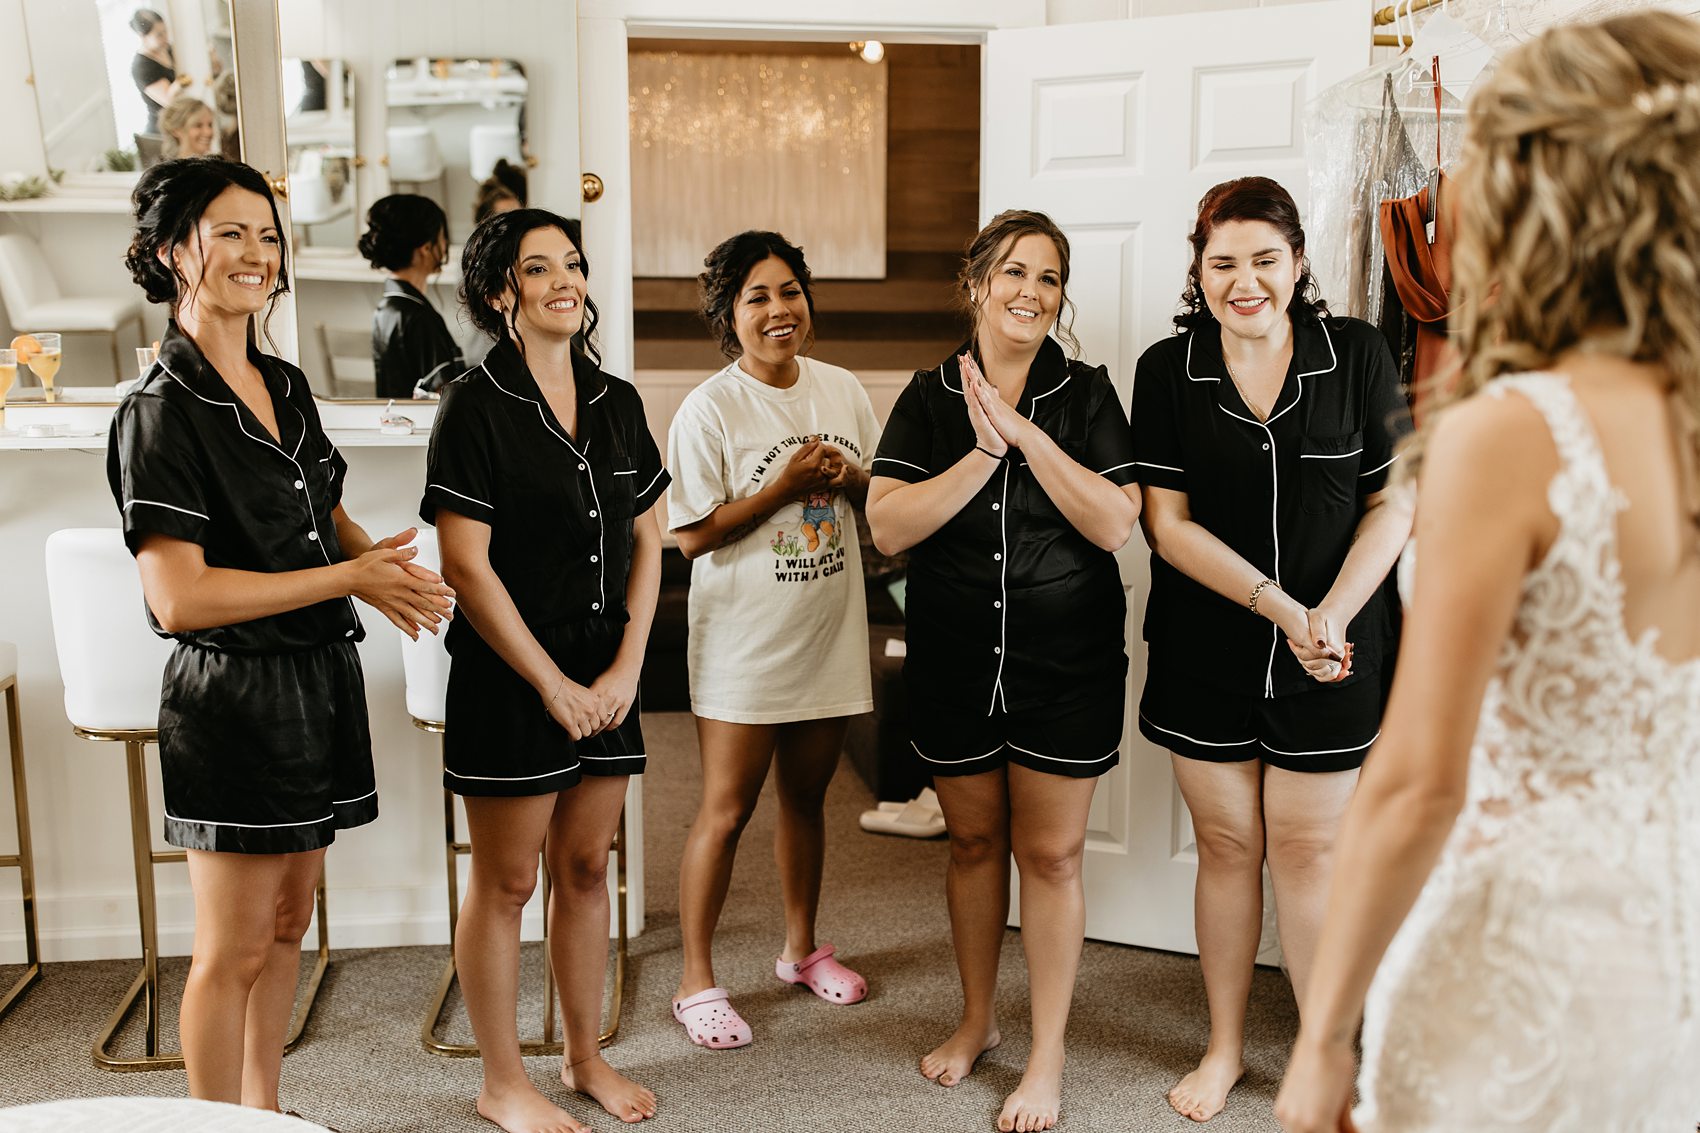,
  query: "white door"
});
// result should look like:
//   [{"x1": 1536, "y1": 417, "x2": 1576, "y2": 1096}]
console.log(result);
[{"x1": 985, "y1": 1, "x2": 1363, "y2": 955}]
